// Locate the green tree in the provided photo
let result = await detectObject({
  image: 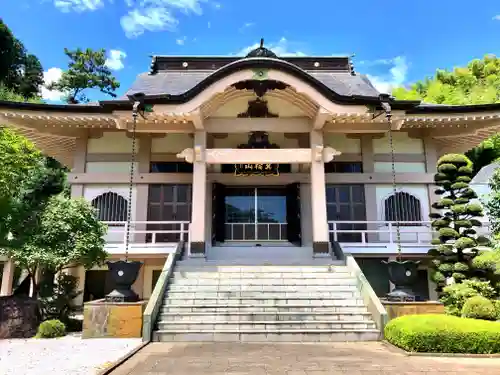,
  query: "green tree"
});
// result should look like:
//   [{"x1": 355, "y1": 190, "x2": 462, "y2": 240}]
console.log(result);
[
  {"x1": 0, "y1": 19, "x2": 43, "y2": 99},
  {"x1": 0, "y1": 195, "x2": 108, "y2": 296},
  {"x1": 48, "y1": 48, "x2": 120, "y2": 103},
  {"x1": 428, "y1": 154, "x2": 492, "y2": 291},
  {"x1": 392, "y1": 55, "x2": 500, "y2": 174}
]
